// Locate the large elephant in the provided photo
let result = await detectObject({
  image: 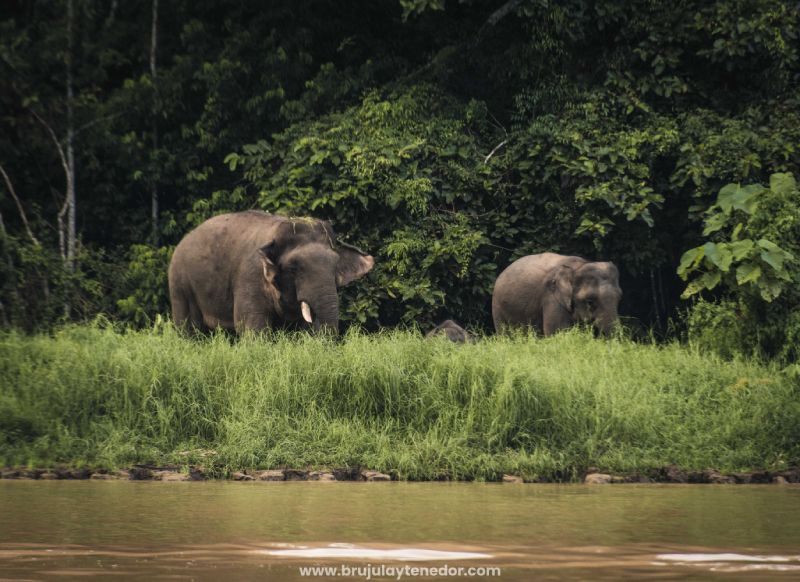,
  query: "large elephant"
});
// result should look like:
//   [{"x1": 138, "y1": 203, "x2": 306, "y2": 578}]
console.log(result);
[
  {"x1": 168, "y1": 211, "x2": 374, "y2": 334},
  {"x1": 492, "y1": 252, "x2": 622, "y2": 336}
]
